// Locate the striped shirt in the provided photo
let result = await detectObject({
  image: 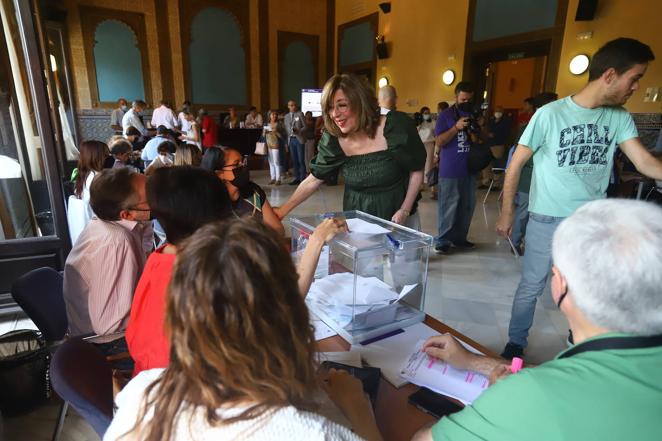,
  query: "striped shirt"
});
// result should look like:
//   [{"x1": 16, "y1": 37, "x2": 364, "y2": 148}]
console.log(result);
[{"x1": 63, "y1": 218, "x2": 151, "y2": 343}]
